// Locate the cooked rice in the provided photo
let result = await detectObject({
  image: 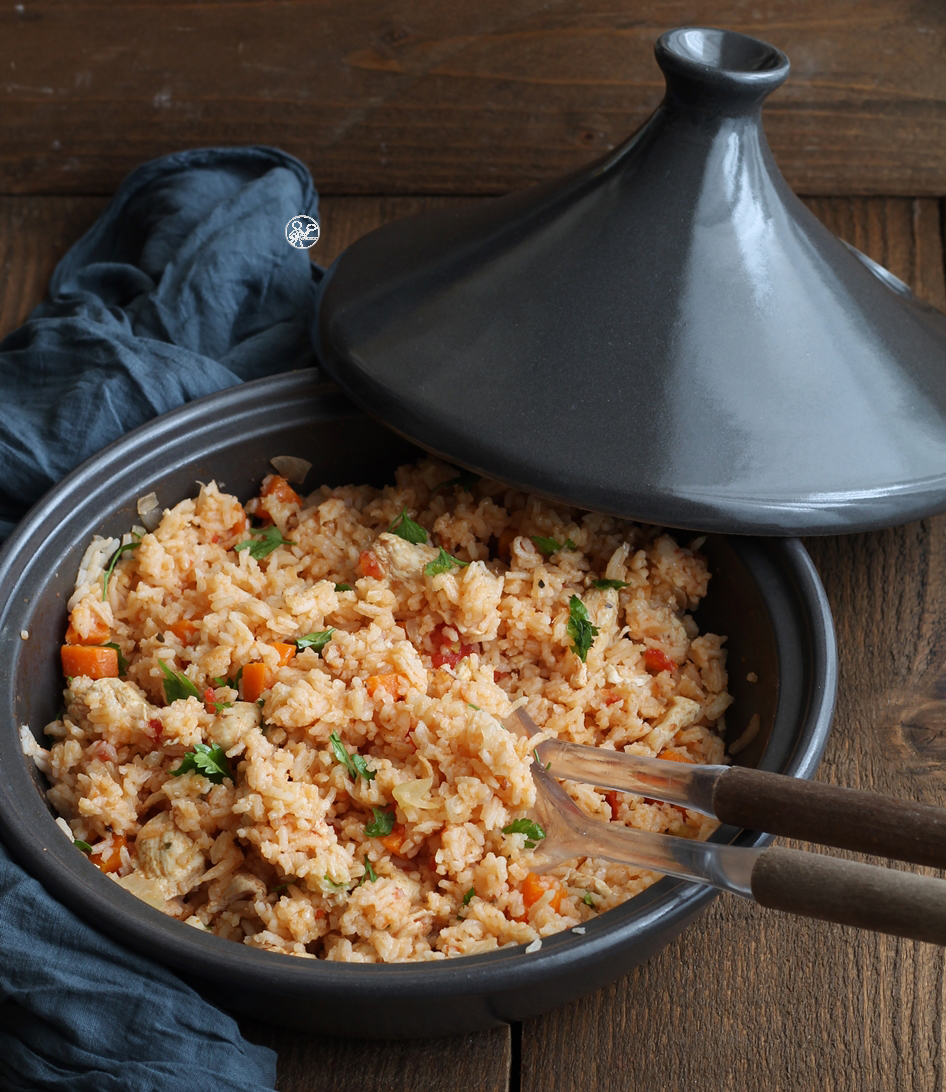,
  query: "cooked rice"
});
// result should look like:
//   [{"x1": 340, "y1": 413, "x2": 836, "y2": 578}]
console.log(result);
[{"x1": 36, "y1": 459, "x2": 731, "y2": 962}]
